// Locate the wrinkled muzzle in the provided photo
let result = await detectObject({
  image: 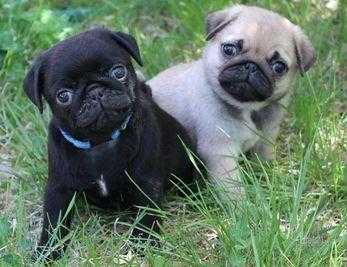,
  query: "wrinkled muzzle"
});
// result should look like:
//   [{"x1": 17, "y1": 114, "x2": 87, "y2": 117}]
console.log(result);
[
  {"x1": 75, "y1": 80, "x2": 132, "y2": 130},
  {"x1": 218, "y1": 62, "x2": 273, "y2": 102}
]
